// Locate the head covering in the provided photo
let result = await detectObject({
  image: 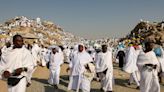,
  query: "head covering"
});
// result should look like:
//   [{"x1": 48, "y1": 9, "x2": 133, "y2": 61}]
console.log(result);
[{"x1": 78, "y1": 43, "x2": 86, "y2": 52}]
